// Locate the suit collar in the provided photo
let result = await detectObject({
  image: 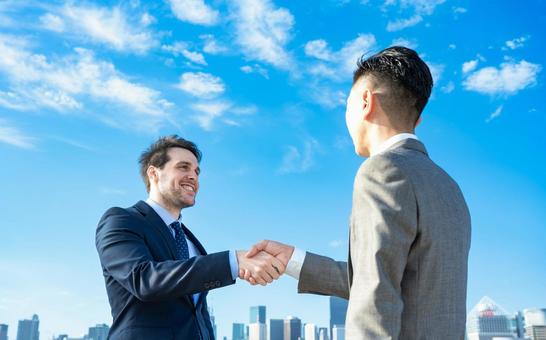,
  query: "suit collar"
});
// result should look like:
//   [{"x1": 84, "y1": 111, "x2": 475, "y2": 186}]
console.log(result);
[{"x1": 387, "y1": 138, "x2": 428, "y2": 156}]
